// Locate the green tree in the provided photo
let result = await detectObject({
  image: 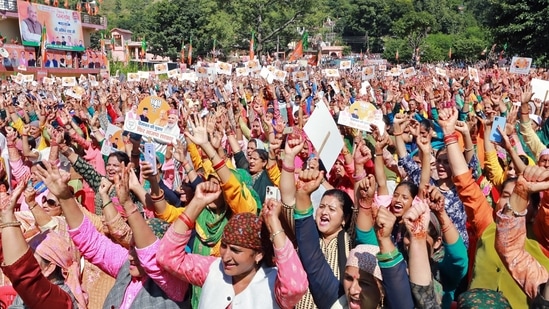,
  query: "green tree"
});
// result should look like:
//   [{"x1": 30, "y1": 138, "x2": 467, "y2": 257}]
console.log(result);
[
  {"x1": 392, "y1": 11, "x2": 436, "y2": 53},
  {"x1": 486, "y1": 0, "x2": 549, "y2": 65},
  {"x1": 218, "y1": 0, "x2": 318, "y2": 56}
]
